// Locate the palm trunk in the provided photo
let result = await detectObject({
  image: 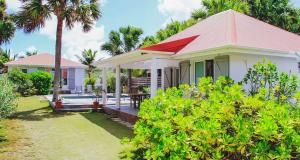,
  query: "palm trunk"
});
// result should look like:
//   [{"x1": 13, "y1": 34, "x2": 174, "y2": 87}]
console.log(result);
[{"x1": 52, "y1": 16, "x2": 63, "y2": 102}]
